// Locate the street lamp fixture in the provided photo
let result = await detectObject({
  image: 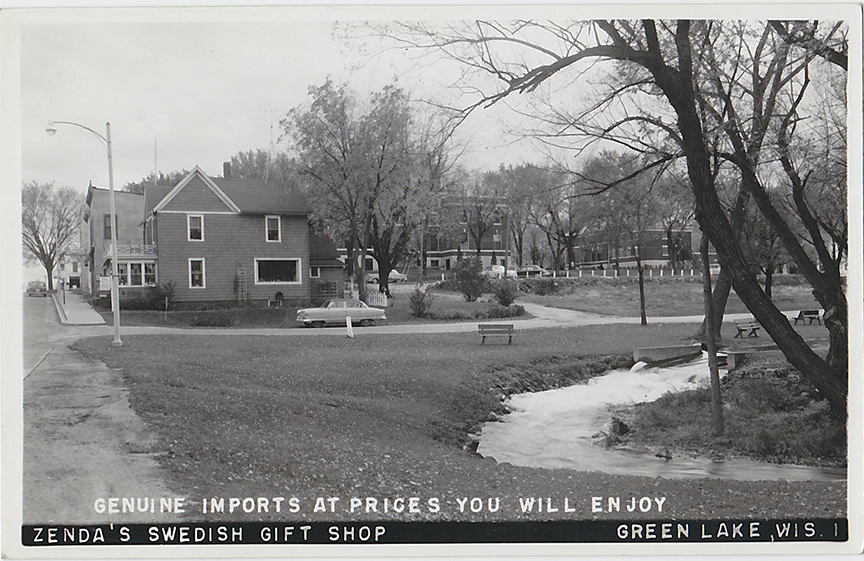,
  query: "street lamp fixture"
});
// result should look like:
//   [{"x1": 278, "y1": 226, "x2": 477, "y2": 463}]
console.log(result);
[{"x1": 46, "y1": 119, "x2": 122, "y2": 347}]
